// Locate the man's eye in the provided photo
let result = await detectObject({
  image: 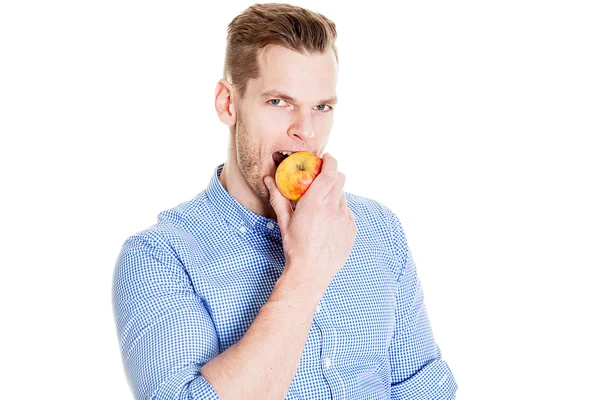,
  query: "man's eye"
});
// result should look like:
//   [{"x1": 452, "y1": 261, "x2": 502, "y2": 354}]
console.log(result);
[
  {"x1": 269, "y1": 99, "x2": 286, "y2": 106},
  {"x1": 268, "y1": 99, "x2": 332, "y2": 112}
]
